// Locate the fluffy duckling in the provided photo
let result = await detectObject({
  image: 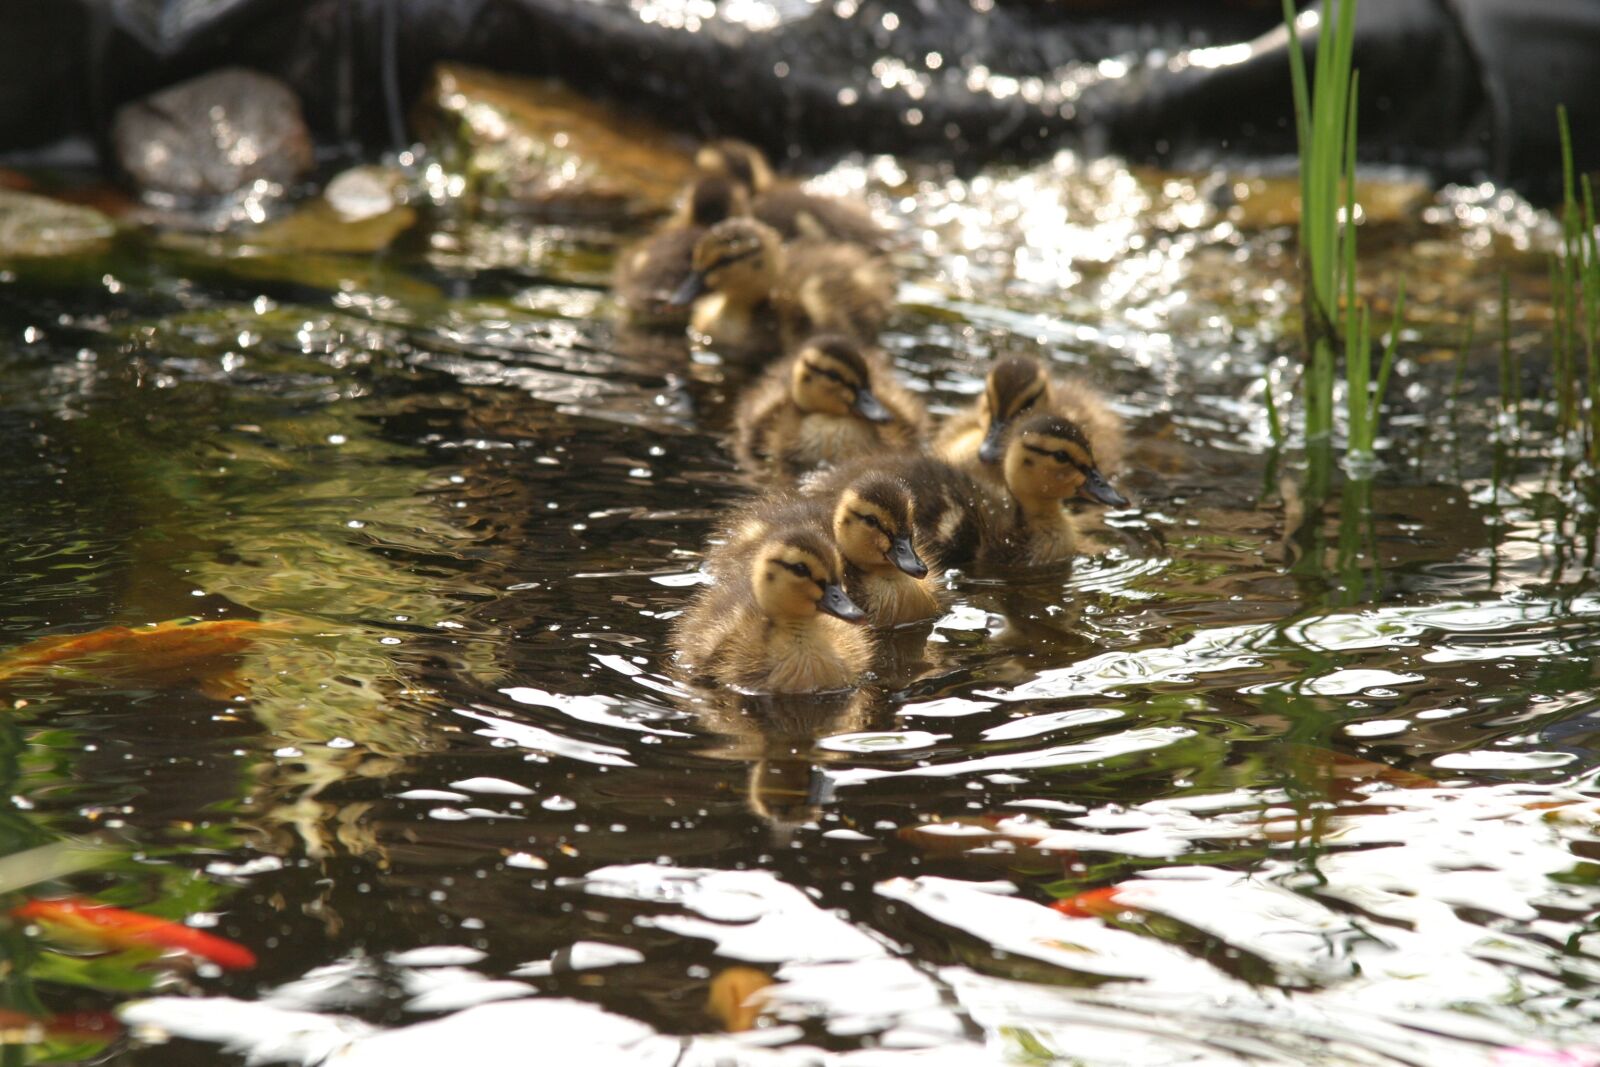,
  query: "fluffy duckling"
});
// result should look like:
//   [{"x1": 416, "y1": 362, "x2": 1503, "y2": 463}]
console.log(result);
[
  {"x1": 734, "y1": 335, "x2": 926, "y2": 483},
  {"x1": 936, "y1": 354, "x2": 1128, "y2": 500},
  {"x1": 721, "y1": 472, "x2": 941, "y2": 627},
  {"x1": 672, "y1": 525, "x2": 873, "y2": 692},
  {"x1": 613, "y1": 175, "x2": 750, "y2": 326},
  {"x1": 669, "y1": 218, "x2": 896, "y2": 352},
  {"x1": 843, "y1": 411, "x2": 1109, "y2": 571},
  {"x1": 986, "y1": 412, "x2": 1112, "y2": 567},
  {"x1": 697, "y1": 139, "x2": 889, "y2": 250}
]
